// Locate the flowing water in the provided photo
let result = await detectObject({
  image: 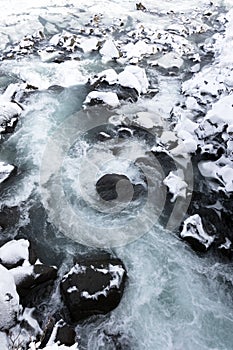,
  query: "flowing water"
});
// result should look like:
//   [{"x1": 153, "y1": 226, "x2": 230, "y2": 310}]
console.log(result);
[{"x1": 1, "y1": 1, "x2": 233, "y2": 349}]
